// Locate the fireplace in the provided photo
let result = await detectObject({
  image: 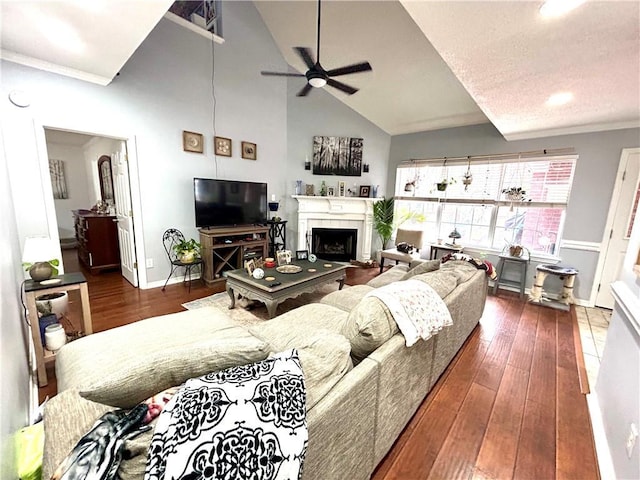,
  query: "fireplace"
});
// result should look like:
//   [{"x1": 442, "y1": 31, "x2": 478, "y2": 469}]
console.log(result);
[{"x1": 312, "y1": 228, "x2": 357, "y2": 262}]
